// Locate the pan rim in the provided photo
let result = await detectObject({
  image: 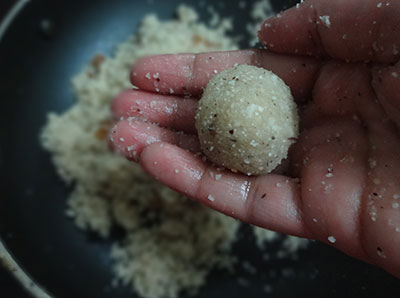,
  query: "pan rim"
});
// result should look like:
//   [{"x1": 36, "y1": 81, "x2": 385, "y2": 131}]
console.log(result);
[
  {"x1": 0, "y1": 0, "x2": 30, "y2": 42},
  {"x1": 0, "y1": 239, "x2": 52, "y2": 298},
  {"x1": 0, "y1": 2, "x2": 55, "y2": 298}
]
